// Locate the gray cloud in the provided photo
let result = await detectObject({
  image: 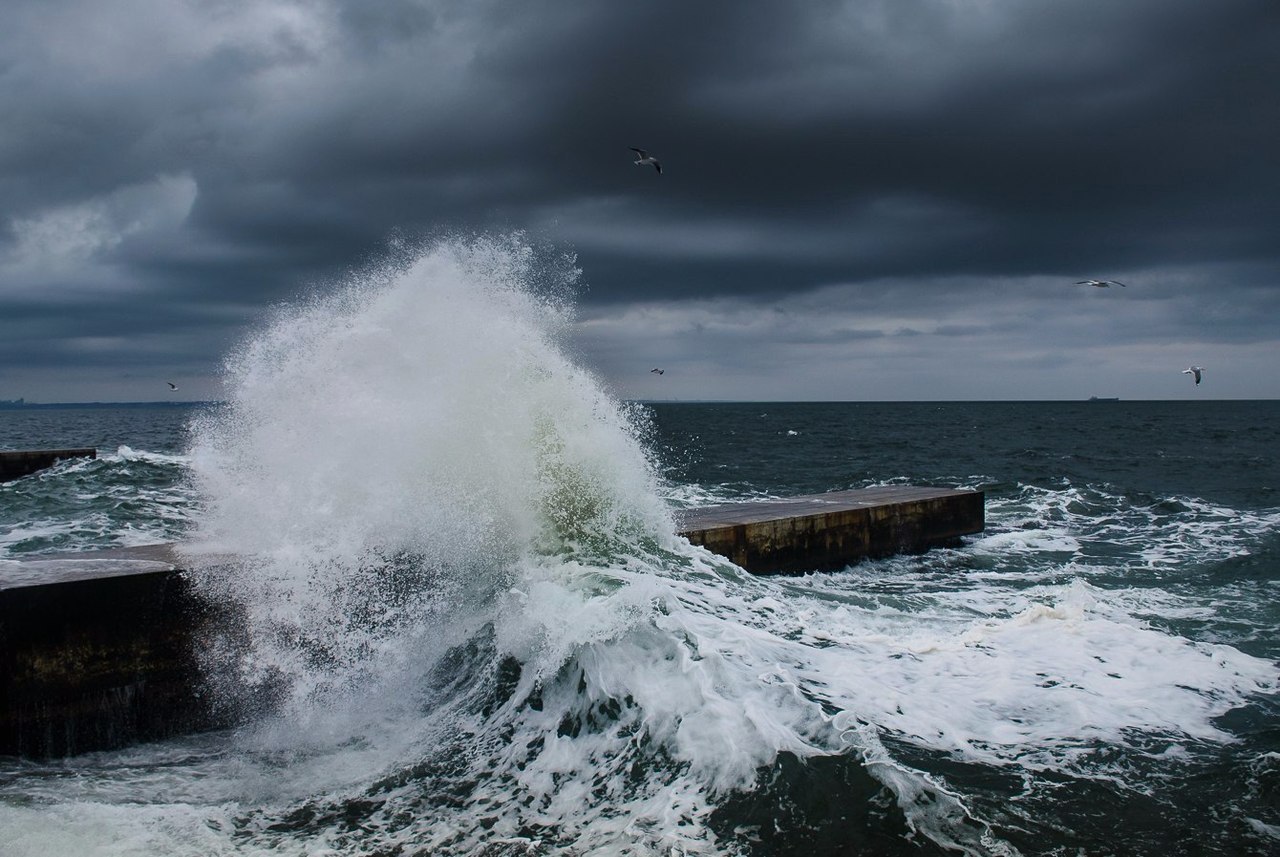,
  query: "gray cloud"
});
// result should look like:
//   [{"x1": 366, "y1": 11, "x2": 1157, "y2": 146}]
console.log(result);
[{"x1": 1, "y1": 0, "x2": 1277, "y2": 402}]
